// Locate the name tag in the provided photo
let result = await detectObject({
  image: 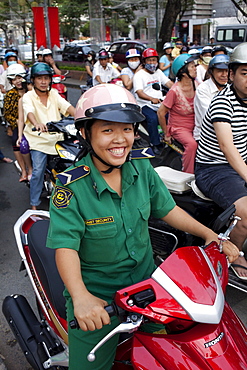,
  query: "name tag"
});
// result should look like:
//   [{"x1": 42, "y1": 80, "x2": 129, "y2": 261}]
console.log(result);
[{"x1": 85, "y1": 216, "x2": 114, "y2": 225}]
